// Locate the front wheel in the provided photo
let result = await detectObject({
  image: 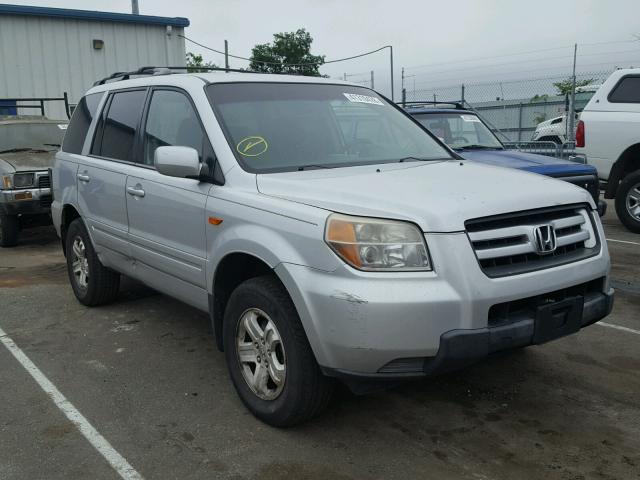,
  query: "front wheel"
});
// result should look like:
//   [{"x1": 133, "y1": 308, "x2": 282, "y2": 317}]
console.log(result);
[
  {"x1": 223, "y1": 275, "x2": 334, "y2": 427},
  {"x1": 0, "y1": 214, "x2": 19, "y2": 247},
  {"x1": 65, "y1": 218, "x2": 120, "y2": 306},
  {"x1": 615, "y1": 170, "x2": 640, "y2": 233}
]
